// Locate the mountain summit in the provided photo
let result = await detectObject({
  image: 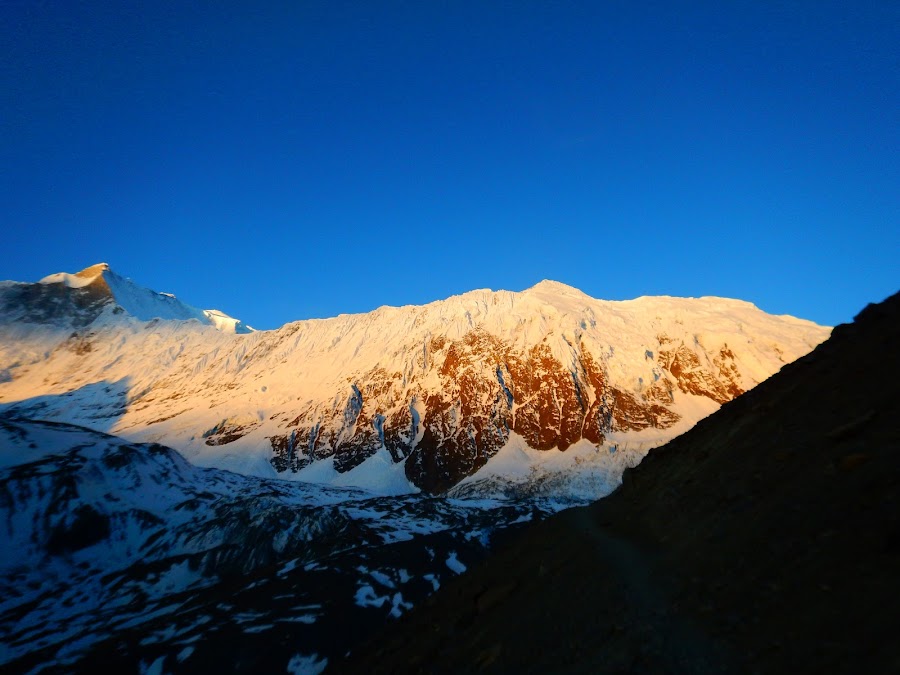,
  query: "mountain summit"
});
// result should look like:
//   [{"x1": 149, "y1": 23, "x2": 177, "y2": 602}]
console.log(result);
[
  {"x1": 1, "y1": 263, "x2": 252, "y2": 333},
  {"x1": 0, "y1": 268, "x2": 829, "y2": 495}
]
